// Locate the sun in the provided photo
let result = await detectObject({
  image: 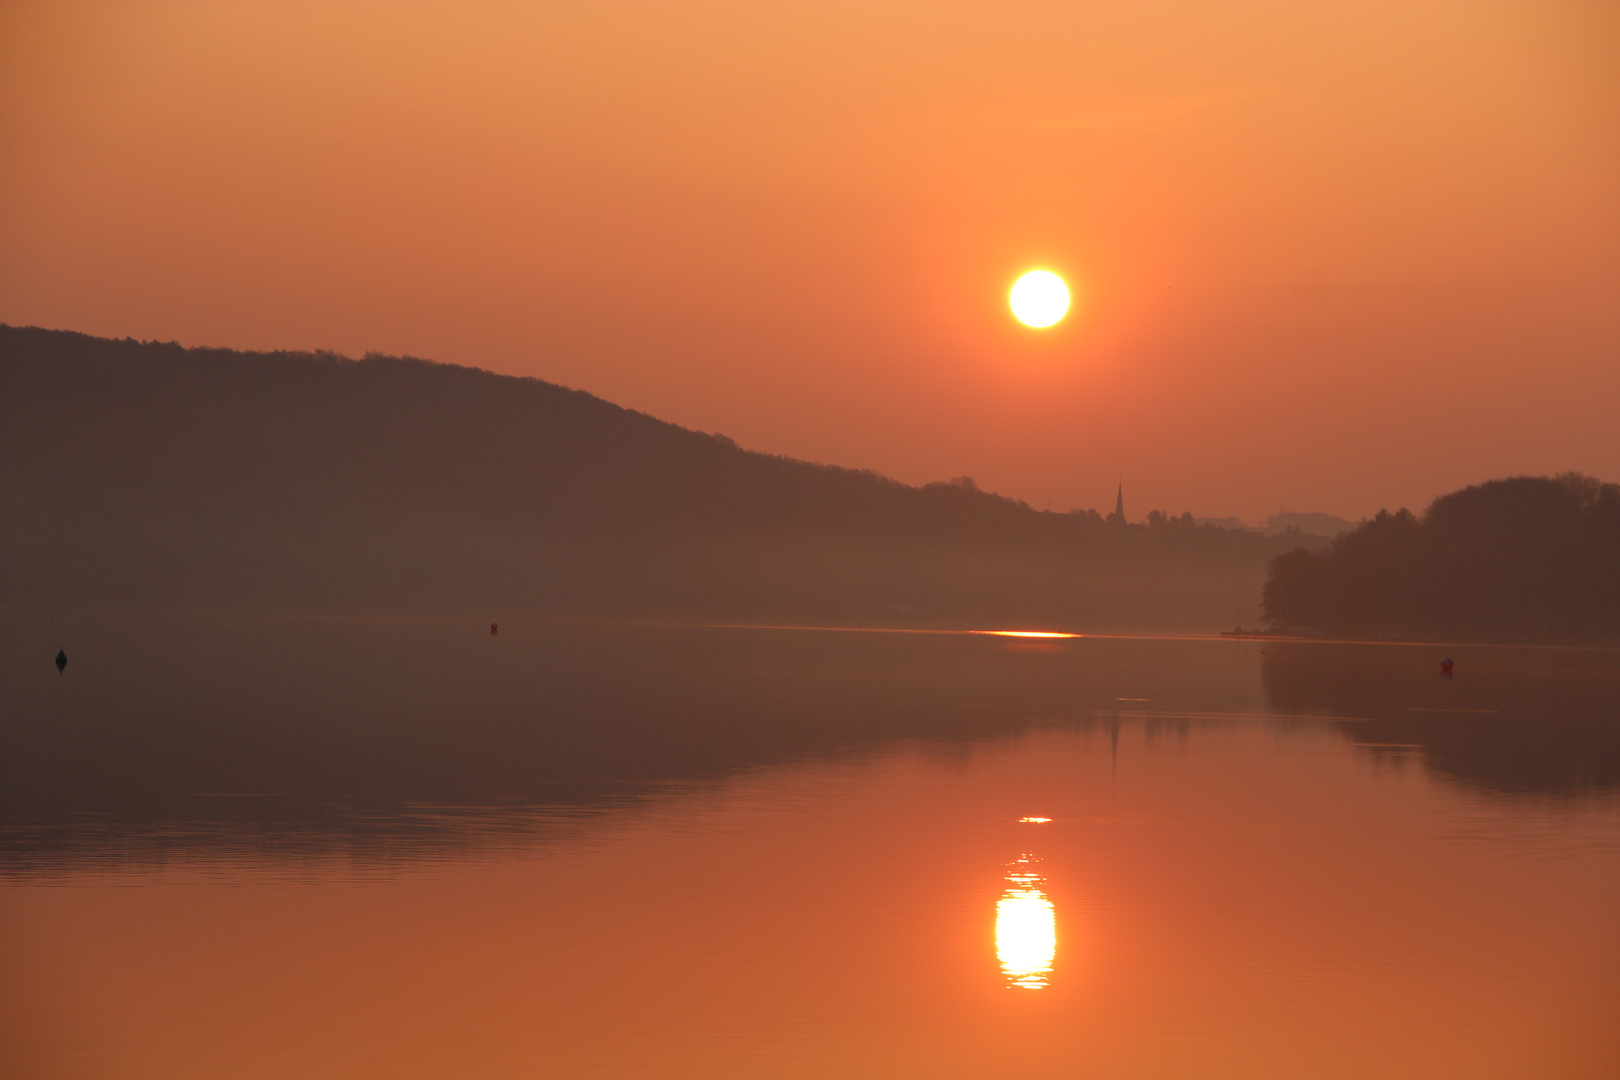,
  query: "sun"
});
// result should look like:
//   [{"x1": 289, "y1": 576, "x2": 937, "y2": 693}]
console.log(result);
[{"x1": 1009, "y1": 271, "x2": 1070, "y2": 328}]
